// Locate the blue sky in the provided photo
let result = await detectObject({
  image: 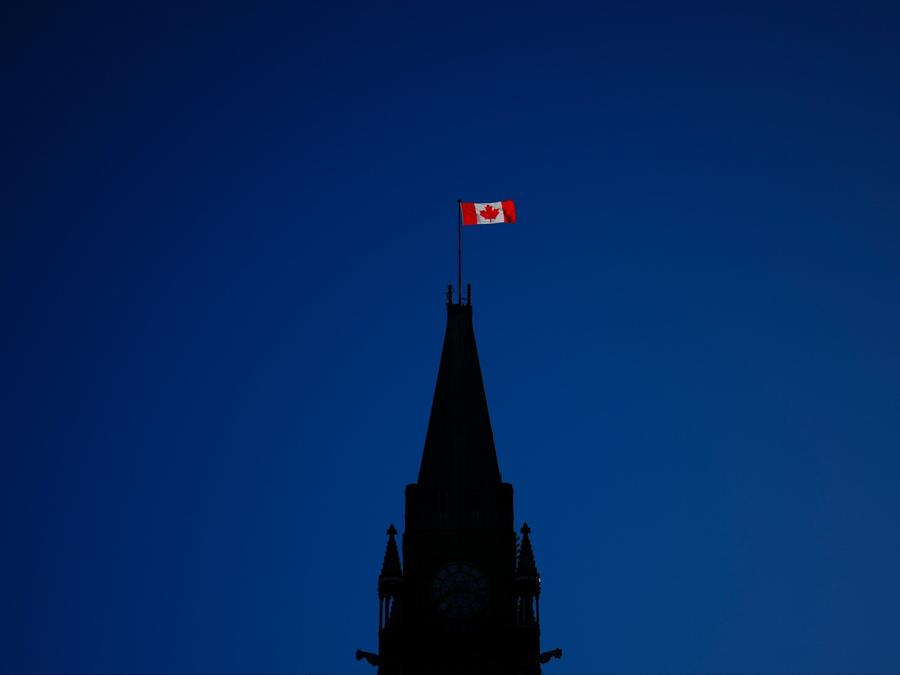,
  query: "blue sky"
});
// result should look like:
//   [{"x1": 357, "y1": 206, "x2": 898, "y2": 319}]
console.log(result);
[{"x1": 3, "y1": 2, "x2": 900, "y2": 673}]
